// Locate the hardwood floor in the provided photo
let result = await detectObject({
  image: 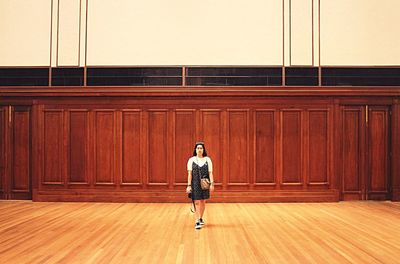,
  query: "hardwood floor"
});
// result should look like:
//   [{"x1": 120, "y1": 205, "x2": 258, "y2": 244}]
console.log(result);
[{"x1": 1, "y1": 201, "x2": 400, "y2": 263}]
